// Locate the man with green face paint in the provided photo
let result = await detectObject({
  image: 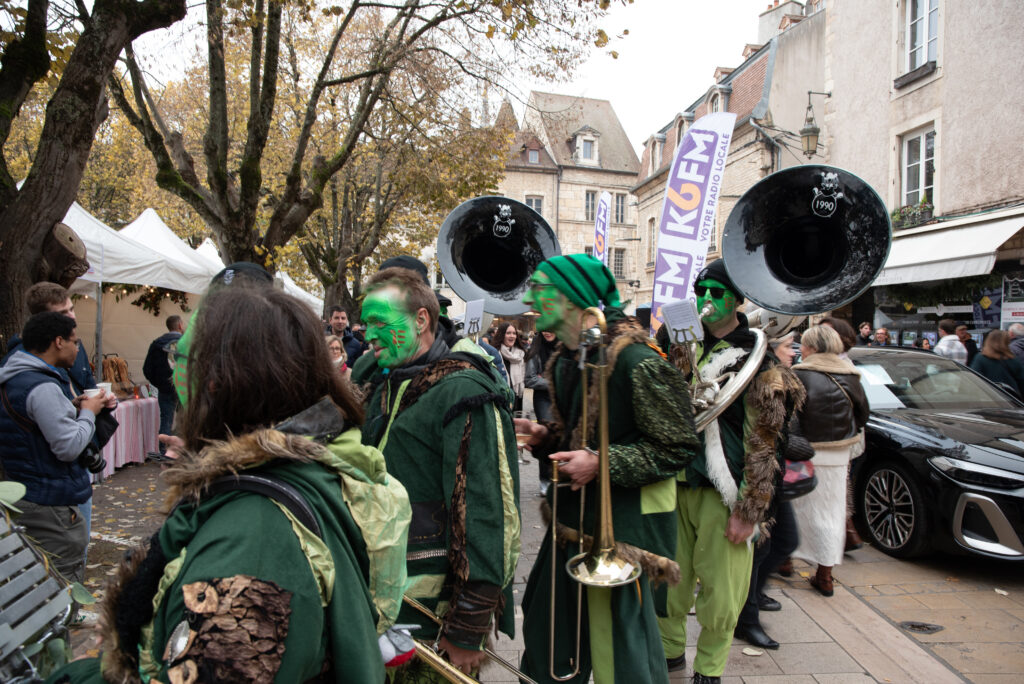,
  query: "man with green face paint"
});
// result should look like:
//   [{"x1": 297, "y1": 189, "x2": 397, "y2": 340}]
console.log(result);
[
  {"x1": 516, "y1": 254, "x2": 701, "y2": 684},
  {"x1": 358, "y1": 266, "x2": 521, "y2": 679},
  {"x1": 656, "y1": 260, "x2": 802, "y2": 684}
]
